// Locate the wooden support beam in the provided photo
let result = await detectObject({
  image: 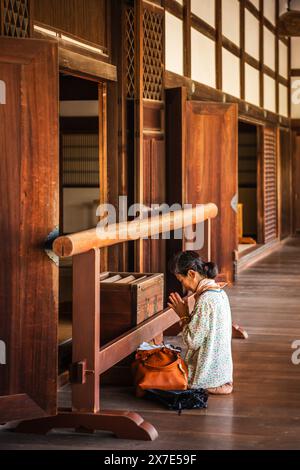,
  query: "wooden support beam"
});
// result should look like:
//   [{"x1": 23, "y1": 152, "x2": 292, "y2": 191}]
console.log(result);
[
  {"x1": 134, "y1": 0, "x2": 144, "y2": 272},
  {"x1": 183, "y1": 0, "x2": 191, "y2": 78},
  {"x1": 259, "y1": 0, "x2": 264, "y2": 109},
  {"x1": 216, "y1": 0, "x2": 222, "y2": 91},
  {"x1": 59, "y1": 47, "x2": 117, "y2": 82},
  {"x1": 240, "y1": 0, "x2": 245, "y2": 101}
]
